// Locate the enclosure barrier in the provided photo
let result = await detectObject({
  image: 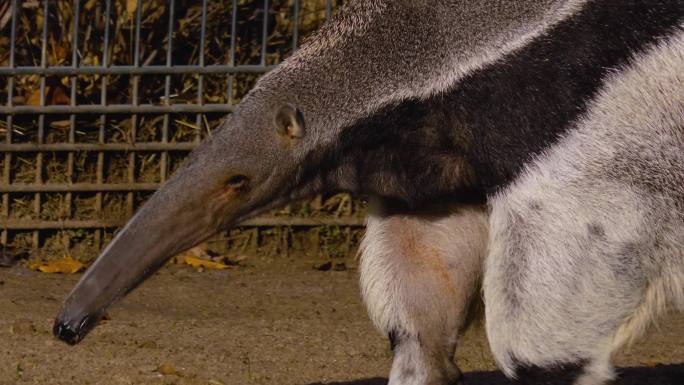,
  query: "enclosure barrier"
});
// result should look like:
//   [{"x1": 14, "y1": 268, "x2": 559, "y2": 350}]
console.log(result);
[{"x1": 0, "y1": 0, "x2": 363, "y2": 259}]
